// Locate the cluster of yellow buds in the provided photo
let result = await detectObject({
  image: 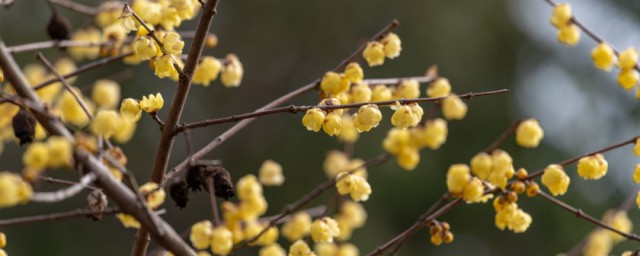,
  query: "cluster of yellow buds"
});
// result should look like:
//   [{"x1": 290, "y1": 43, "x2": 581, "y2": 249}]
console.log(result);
[
  {"x1": 445, "y1": 164, "x2": 488, "y2": 203},
  {"x1": 314, "y1": 242, "x2": 358, "y2": 256},
  {"x1": 282, "y1": 211, "x2": 312, "y2": 241},
  {"x1": 470, "y1": 150, "x2": 514, "y2": 189},
  {"x1": 189, "y1": 220, "x2": 234, "y2": 255},
  {"x1": 362, "y1": 33, "x2": 401, "y2": 67},
  {"x1": 118, "y1": 92, "x2": 164, "y2": 121},
  {"x1": 117, "y1": 182, "x2": 166, "y2": 229},
  {"x1": 550, "y1": 3, "x2": 580, "y2": 46},
  {"x1": 493, "y1": 193, "x2": 532, "y2": 233},
  {"x1": 310, "y1": 217, "x2": 341, "y2": 243},
  {"x1": 616, "y1": 48, "x2": 639, "y2": 92},
  {"x1": 22, "y1": 136, "x2": 73, "y2": 171},
  {"x1": 382, "y1": 118, "x2": 448, "y2": 171},
  {"x1": 428, "y1": 221, "x2": 454, "y2": 246},
  {"x1": 582, "y1": 210, "x2": 632, "y2": 255},
  {"x1": 258, "y1": 159, "x2": 285, "y2": 186},
  {"x1": 0, "y1": 171, "x2": 32, "y2": 208},
  {"x1": 514, "y1": 119, "x2": 544, "y2": 148},
  {"x1": 68, "y1": 27, "x2": 102, "y2": 61},
  {"x1": 302, "y1": 98, "x2": 347, "y2": 136},
  {"x1": 335, "y1": 172, "x2": 372, "y2": 202}
]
